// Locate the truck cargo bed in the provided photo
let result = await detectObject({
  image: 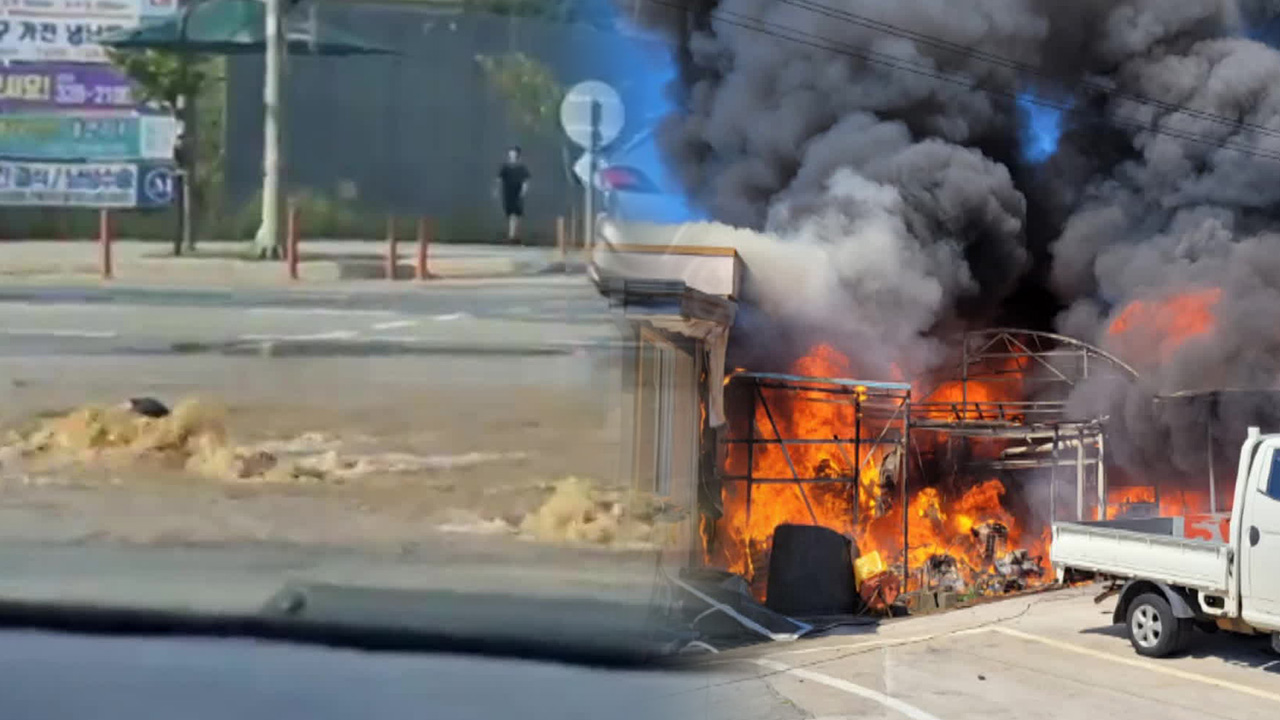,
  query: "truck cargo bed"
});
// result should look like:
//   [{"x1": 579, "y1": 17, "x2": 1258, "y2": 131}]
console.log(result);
[{"x1": 1051, "y1": 520, "x2": 1232, "y2": 594}]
